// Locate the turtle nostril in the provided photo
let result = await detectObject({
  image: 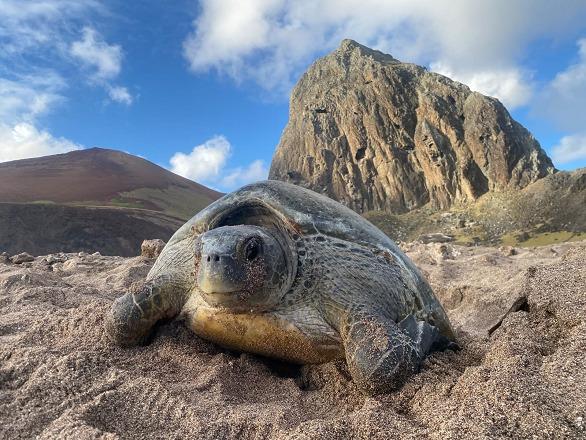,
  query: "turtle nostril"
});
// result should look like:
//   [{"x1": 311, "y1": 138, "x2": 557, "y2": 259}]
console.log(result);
[{"x1": 204, "y1": 254, "x2": 221, "y2": 263}]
